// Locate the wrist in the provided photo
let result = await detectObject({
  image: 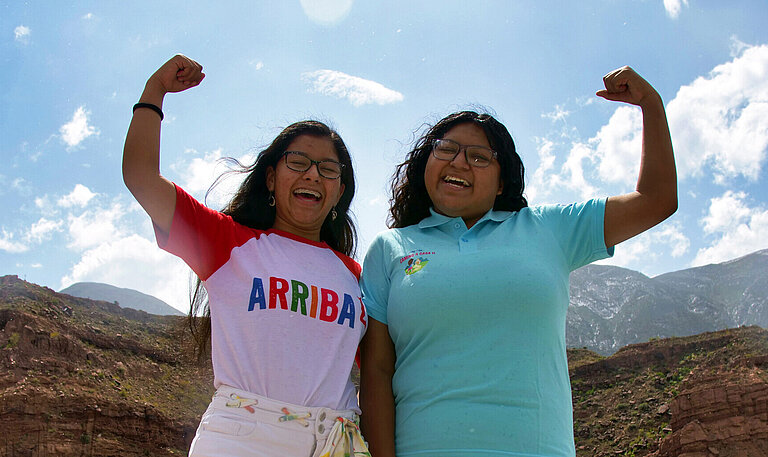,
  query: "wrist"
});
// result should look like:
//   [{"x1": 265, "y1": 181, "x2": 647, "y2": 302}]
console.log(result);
[
  {"x1": 140, "y1": 78, "x2": 167, "y2": 107},
  {"x1": 639, "y1": 91, "x2": 664, "y2": 111}
]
